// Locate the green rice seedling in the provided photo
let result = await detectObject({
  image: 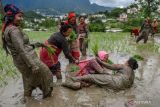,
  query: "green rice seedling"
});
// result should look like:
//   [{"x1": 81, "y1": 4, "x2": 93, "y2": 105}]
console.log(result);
[
  {"x1": 133, "y1": 55, "x2": 144, "y2": 61},
  {"x1": 70, "y1": 65, "x2": 80, "y2": 72},
  {"x1": 91, "y1": 42, "x2": 99, "y2": 56},
  {"x1": 45, "y1": 45, "x2": 56, "y2": 62},
  {"x1": 107, "y1": 59, "x2": 114, "y2": 64},
  {"x1": 69, "y1": 30, "x2": 77, "y2": 41},
  {"x1": 0, "y1": 48, "x2": 19, "y2": 86}
]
